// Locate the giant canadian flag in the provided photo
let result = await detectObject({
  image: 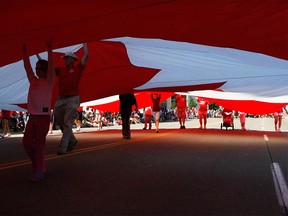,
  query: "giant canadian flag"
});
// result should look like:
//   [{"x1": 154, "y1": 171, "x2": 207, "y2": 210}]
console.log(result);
[{"x1": 0, "y1": 0, "x2": 287, "y2": 114}]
